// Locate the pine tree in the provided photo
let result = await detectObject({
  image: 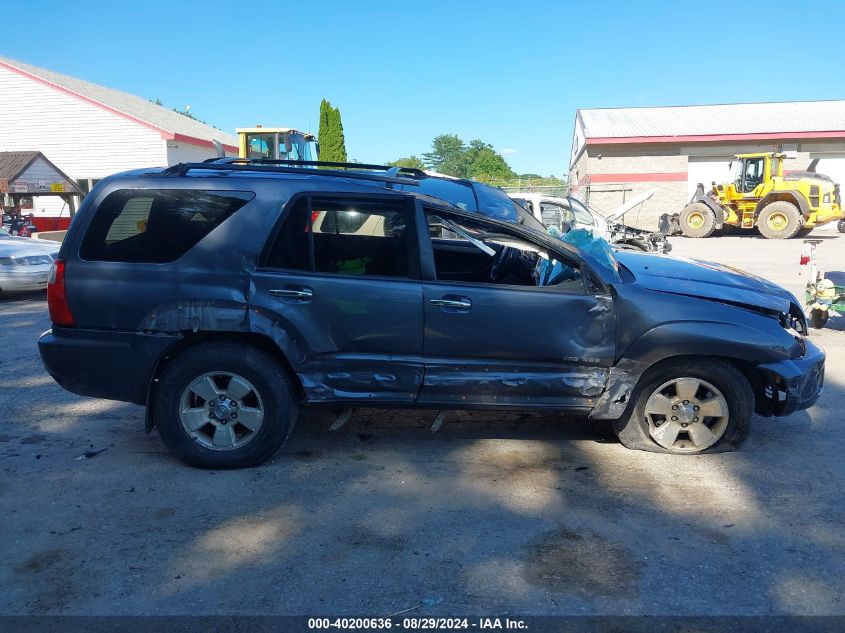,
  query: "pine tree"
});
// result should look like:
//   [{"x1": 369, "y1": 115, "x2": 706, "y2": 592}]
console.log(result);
[
  {"x1": 317, "y1": 99, "x2": 348, "y2": 163},
  {"x1": 329, "y1": 105, "x2": 348, "y2": 163},
  {"x1": 317, "y1": 99, "x2": 332, "y2": 162}
]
